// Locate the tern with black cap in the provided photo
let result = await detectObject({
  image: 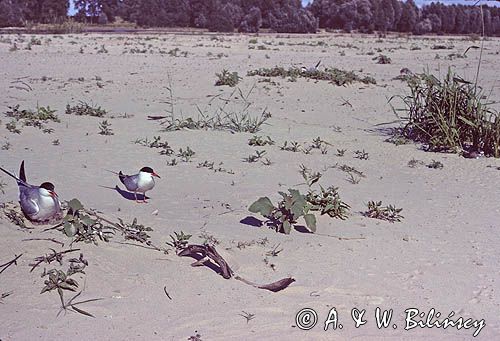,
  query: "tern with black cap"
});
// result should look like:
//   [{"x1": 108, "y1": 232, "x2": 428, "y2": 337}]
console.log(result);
[{"x1": 0, "y1": 161, "x2": 62, "y2": 223}]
